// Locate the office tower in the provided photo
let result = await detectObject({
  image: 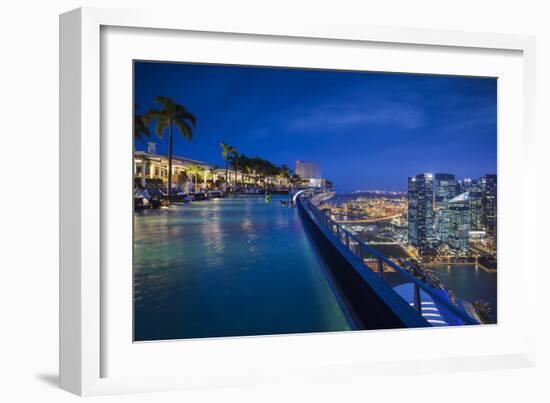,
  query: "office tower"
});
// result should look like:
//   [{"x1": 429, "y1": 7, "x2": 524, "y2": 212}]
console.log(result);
[
  {"x1": 469, "y1": 190, "x2": 484, "y2": 231},
  {"x1": 407, "y1": 176, "x2": 418, "y2": 245},
  {"x1": 448, "y1": 192, "x2": 471, "y2": 252},
  {"x1": 459, "y1": 177, "x2": 483, "y2": 193},
  {"x1": 484, "y1": 174, "x2": 497, "y2": 243},
  {"x1": 479, "y1": 176, "x2": 487, "y2": 193},
  {"x1": 434, "y1": 173, "x2": 456, "y2": 242},
  {"x1": 407, "y1": 173, "x2": 434, "y2": 252},
  {"x1": 434, "y1": 173, "x2": 457, "y2": 207},
  {"x1": 458, "y1": 178, "x2": 470, "y2": 193},
  {"x1": 435, "y1": 207, "x2": 451, "y2": 243}
]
